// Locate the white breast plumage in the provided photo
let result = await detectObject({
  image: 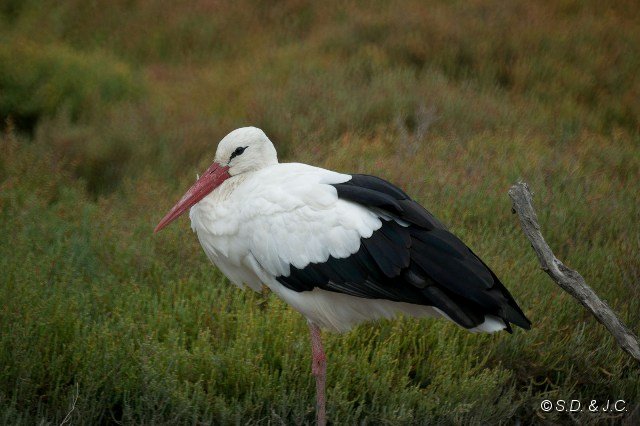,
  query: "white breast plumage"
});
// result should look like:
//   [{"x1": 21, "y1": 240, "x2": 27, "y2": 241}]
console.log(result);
[{"x1": 189, "y1": 163, "x2": 382, "y2": 295}]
